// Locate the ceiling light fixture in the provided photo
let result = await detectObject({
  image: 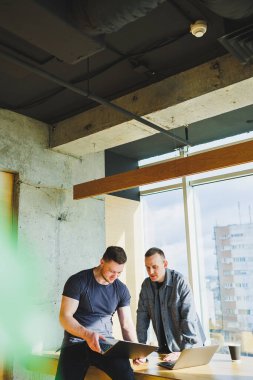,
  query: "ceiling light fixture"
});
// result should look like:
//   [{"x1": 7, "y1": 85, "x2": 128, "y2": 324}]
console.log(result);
[{"x1": 190, "y1": 20, "x2": 207, "y2": 37}]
